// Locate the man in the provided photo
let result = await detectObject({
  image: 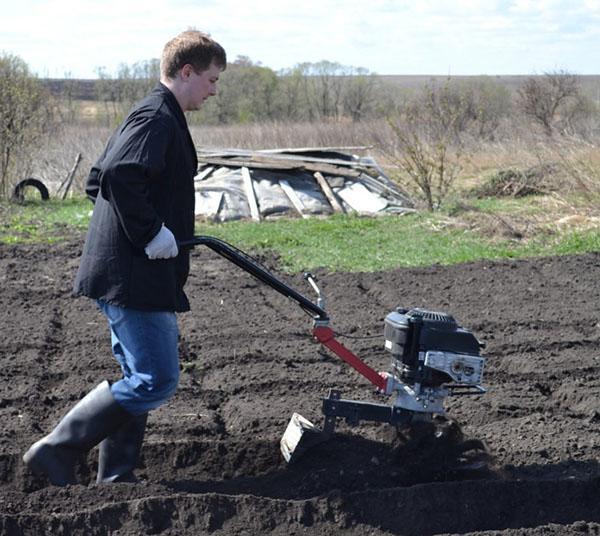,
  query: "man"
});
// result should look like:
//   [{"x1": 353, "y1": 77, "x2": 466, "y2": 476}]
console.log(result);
[{"x1": 23, "y1": 30, "x2": 226, "y2": 486}]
